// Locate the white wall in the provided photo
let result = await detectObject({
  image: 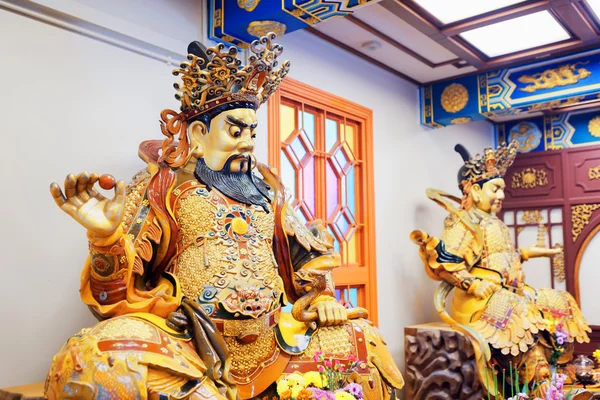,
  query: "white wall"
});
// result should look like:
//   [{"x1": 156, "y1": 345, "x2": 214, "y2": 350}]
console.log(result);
[
  {"x1": 579, "y1": 230, "x2": 600, "y2": 324},
  {"x1": 0, "y1": 1, "x2": 200, "y2": 388},
  {"x1": 0, "y1": 1, "x2": 493, "y2": 389}
]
